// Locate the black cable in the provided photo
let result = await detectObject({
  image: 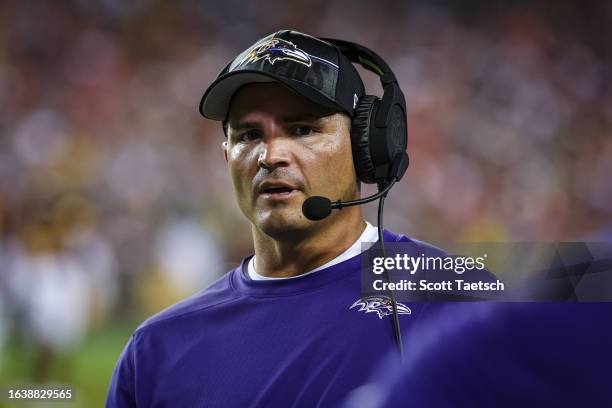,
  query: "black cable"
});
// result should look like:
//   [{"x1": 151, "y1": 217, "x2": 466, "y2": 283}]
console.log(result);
[{"x1": 377, "y1": 183, "x2": 404, "y2": 361}]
